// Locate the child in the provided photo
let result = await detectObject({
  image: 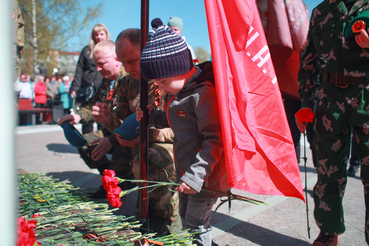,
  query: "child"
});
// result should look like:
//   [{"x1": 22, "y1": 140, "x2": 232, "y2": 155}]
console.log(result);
[{"x1": 136, "y1": 18, "x2": 229, "y2": 246}]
